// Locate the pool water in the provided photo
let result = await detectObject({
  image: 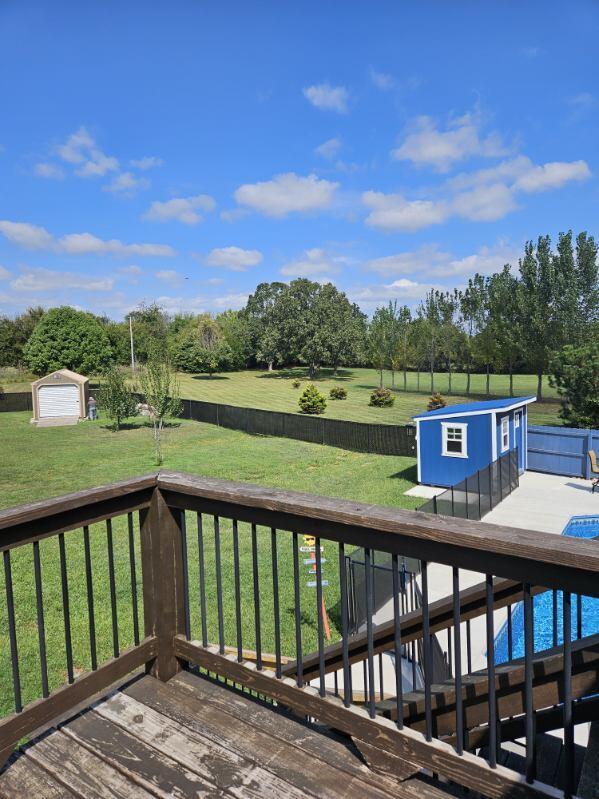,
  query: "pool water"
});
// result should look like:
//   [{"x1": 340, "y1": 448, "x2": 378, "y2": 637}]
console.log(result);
[{"x1": 494, "y1": 515, "x2": 599, "y2": 664}]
